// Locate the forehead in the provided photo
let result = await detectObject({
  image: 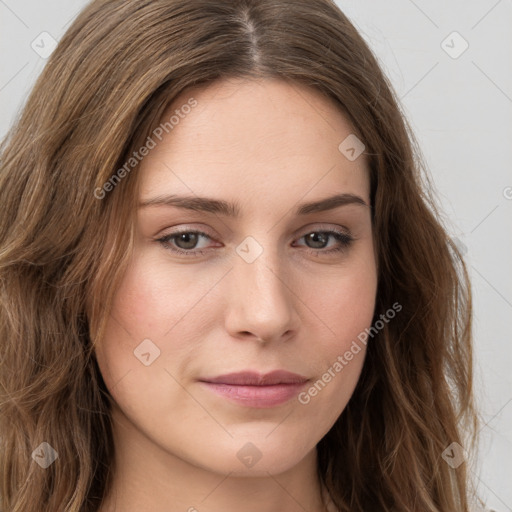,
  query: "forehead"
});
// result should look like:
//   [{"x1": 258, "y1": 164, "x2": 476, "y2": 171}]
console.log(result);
[{"x1": 138, "y1": 78, "x2": 369, "y2": 207}]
